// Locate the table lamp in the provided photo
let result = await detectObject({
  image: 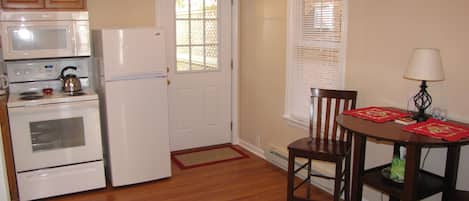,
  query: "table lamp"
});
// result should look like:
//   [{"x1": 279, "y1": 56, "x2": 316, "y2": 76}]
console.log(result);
[{"x1": 404, "y1": 48, "x2": 445, "y2": 122}]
